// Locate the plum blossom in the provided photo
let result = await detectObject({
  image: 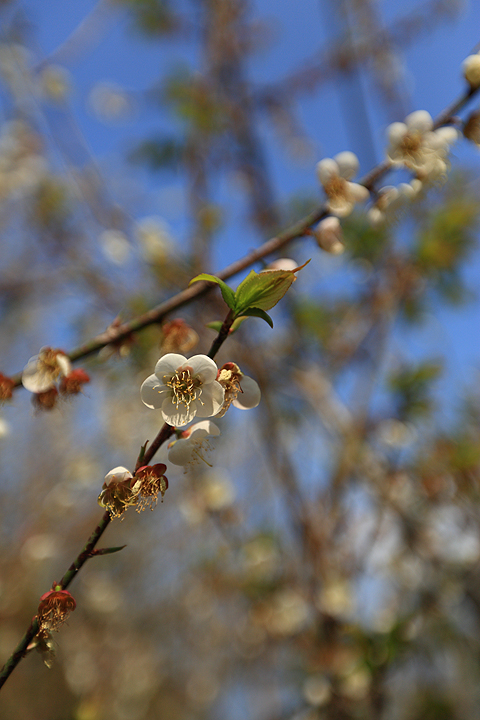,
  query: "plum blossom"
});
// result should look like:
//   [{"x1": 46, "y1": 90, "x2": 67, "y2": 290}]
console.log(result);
[
  {"x1": 168, "y1": 420, "x2": 220, "y2": 468},
  {"x1": 312, "y1": 216, "x2": 345, "y2": 254},
  {"x1": 216, "y1": 362, "x2": 261, "y2": 417},
  {"x1": 316, "y1": 151, "x2": 369, "y2": 217},
  {"x1": 22, "y1": 347, "x2": 71, "y2": 393},
  {"x1": 386, "y1": 111, "x2": 458, "y2": 181},
  {"x1": 141, "y1": 353, "x2": 224, "y2": 427},
  {"x1": 98, "y1": 466, "x2": 137, "y2": 518},
  {"x1": 133, "y1": 463, "x2": 168, "y2": 511}
]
